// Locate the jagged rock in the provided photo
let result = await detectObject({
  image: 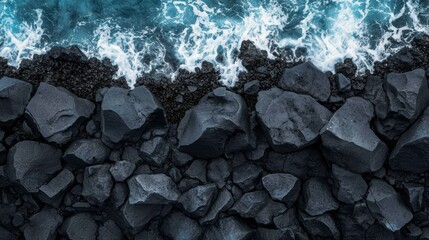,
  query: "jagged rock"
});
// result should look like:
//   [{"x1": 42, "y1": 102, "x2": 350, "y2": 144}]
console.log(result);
[
  {"x1": 105, "y1": 183, "x2": 128, "y2": 209},
  {"x1": 98, "y1": 220, "x2": 124, "y2": 240},
  {"x1": 366, "y1": 179, "x2": 413, "y2": 231},
  {"x1": 179, "y1": 184, "x2": 218, "y2": 217},
  {"x1": 320, "y1": 97, "x2": 388, "y2": 173},
  {"x1": 375, "y1": 69, "x2": 429, "y2": 140},
  {"x1": 335, "y1": 74, "x2": 352, "y2": 94},
  {"x1": 232, "y1": 190, "x2": 268, "y2": 218},
  {"x1": 122, "y1": 147, "x2": 143, "y2": 165},
  {"x1": 232, "y1": 163, "x2": 263, "y2": 192},
  {"x1": 299, "y1": 178, "x2": 339, "y2": 216},
  {"x1": 109, "y1": 160, "x2": 136, "y2": 182},
  {"x1": 389, "y1": 108, "x2": 429, "y2": 173},
  {"x1": 256, "y1": 88, "x2": 332, "y2": 153},
  {"x1": 200, "y1": 188, "x2": 234, "y2": 225},
  {"x1": 139, "y1": 137, "x2": 170, "y2": 167},
  {"x1": 298, "y1": 211, "x2": 341, "y2": 240},
  {"x1": 63, "y1": 139, "x2": 111, "y2": 167},
  {"x1": 254, "y1": 198, "x2": 287, "y2": 224},
  {"x1": 38, "y1": 169, "x2": 75, "y2": 207},
  {"x1": 0, "y1": 77, "x2": 32, "y2": 126},
  {"x1": 161, "y1": 211, "x2": 203, "y2": 240},
  {"x1": 82, "y1": 164, "x2": 114, "y2": 205},
  {"x1": 363, "y1": 76, "x2": 388, "y2": 114},
  {"x1": 177, "y1": 87, "x2": 250, "y2": 158},
  {"x1": 243, "y1": 80, "x2": 260, "y2": 95},
  {"x1": 6, "y1": 141, "x2": 62, "y2": 193},
  {"x1": 25, "y1": 83, "x2": 94, "y2": 144},
  {"x1": 262, "y1": 173, "x2": 301, "y2": 207},
  {"x1": 128, "y1": 173, "x2": 180, "y2": 204},
  {"x1": 207, "y1": 158, "x2": 231, "y2": 188},
  {"x1": 331, "y1": 164, "x2": 368, "y2": 204},
  {"x1": 278, "y1": 62, "x2": 331, "y2": 101},
  {"x1": 203, "y1": 216, "x2": 252, "y2": 240},
  {"x1": 353, "y1": 202, "x2": 375, "y2": 229},
  {"x1": 273, "y1": 208, "x2": 309, "y2": 239},
  {"x1": 171, "y1": 148, "x2": 193, "y2": 166},
  {"x1": 403, "y1": 183, "x2": 424, "y2": 212},
  {"x1": 61, "y1": 213, "x2": 97, "y2": 240},
  {"x1": 101, "y1": 86, "x2": 166, "y2": 146},
  {"x1": 185, "y1": 159, "x2": 207, "y2": 183},
  {"x1": 23, "y1": 207, "x2": 63, "y2": 240},
  {"x1": 168, "y1": 167, "x2": 182, "y2": 183},
  {"x1": 178, "y1": 178, "x2": 200, "y2": 192}
]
